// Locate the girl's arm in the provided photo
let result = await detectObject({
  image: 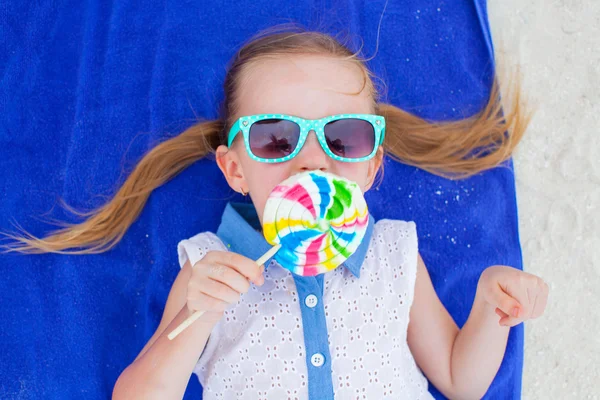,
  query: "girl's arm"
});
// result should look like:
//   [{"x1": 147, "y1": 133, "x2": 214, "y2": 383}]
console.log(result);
[
  {"x1": 113, "y1": 251, "x2": 264, "y2": 400},
  {"x1": 407, "y1": 253, "x2": 548, "y2": 400},
  {"x1": 112, "y1": 260, "x2": 218, "y2": 399}
]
